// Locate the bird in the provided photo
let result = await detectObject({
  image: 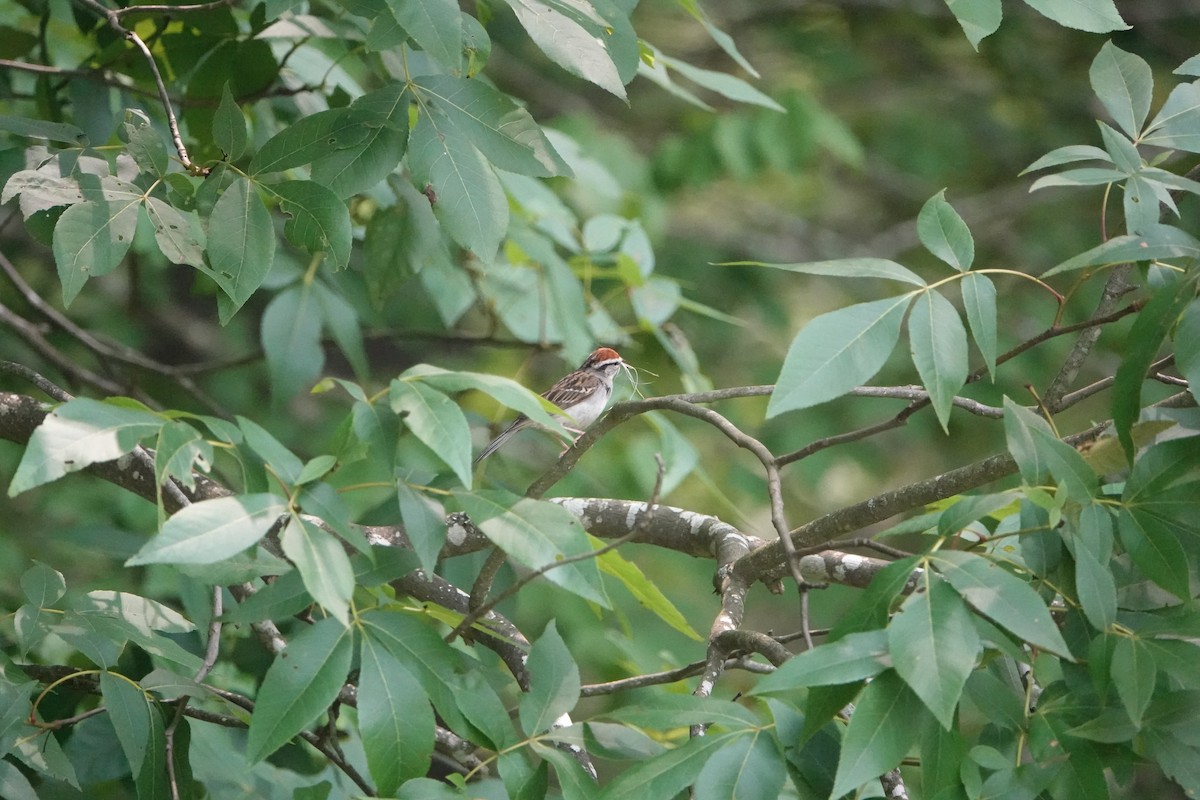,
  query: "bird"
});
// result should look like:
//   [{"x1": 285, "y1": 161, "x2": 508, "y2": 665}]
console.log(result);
[{"x1": 474, "y1": 347, "x2": 625, "y2": 464}]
